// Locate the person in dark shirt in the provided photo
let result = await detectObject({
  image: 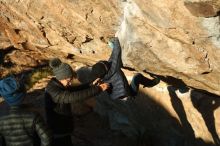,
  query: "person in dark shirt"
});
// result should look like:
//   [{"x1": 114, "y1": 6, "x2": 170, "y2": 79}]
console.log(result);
[
  {"x1": 0, "y1": 76, "x2": 51, "y2": 146},
  {"x1": 45, "y1": 58, "x2": 109, "y2": 146}
]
